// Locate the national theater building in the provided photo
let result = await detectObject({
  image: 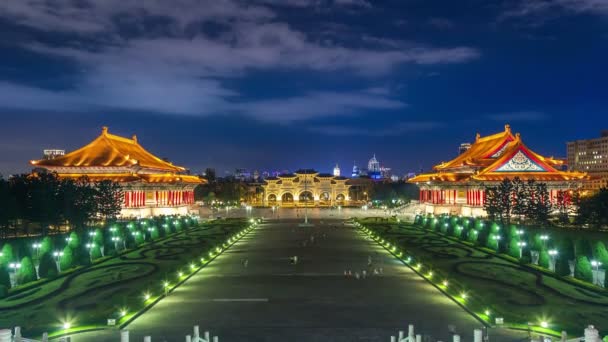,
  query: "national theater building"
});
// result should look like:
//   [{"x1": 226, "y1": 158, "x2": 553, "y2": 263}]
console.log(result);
[
  {"x1": 261, "y1": 170, "x2": 351, "y2": 207},
  {"x1": 31, "y1": 127, "x2": 203, "y2": 218},
  {"x1": 408, "y1": 125, "x2": 590, "y2": 216}
]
